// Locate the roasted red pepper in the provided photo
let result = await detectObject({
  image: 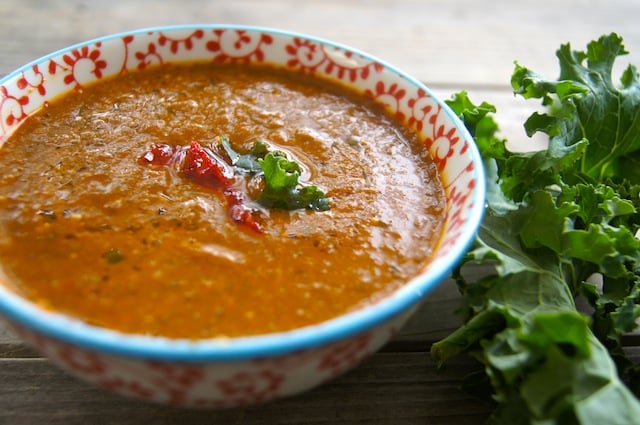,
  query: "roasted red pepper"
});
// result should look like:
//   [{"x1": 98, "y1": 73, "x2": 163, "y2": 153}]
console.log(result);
[
  {"x1": 182, "y1": 141, "x2": 234, "y2": 188},
  {"x1": 139, "y1": 141, "x2": 262, "y2": 233}
]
